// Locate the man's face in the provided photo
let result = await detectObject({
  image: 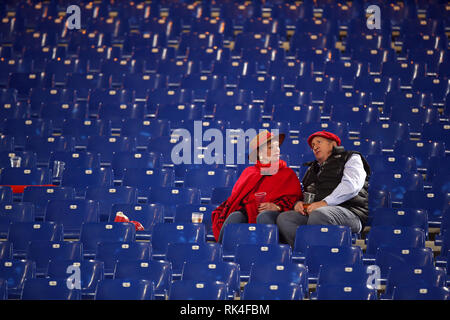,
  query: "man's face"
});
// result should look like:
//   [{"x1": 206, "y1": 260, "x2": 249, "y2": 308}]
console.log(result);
[{"x1": 310, "y1": 136, "x2": 335, "y2": 164}]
